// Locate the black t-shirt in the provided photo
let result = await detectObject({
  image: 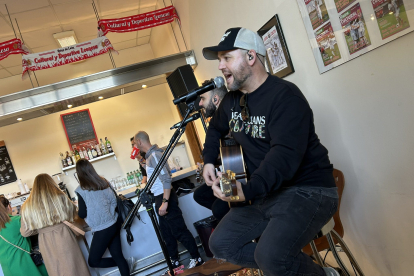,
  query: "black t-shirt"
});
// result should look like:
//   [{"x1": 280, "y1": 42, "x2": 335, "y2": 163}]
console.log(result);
[{"x1": 203, "y1": 75, "x2": 335, "y2": 201}]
